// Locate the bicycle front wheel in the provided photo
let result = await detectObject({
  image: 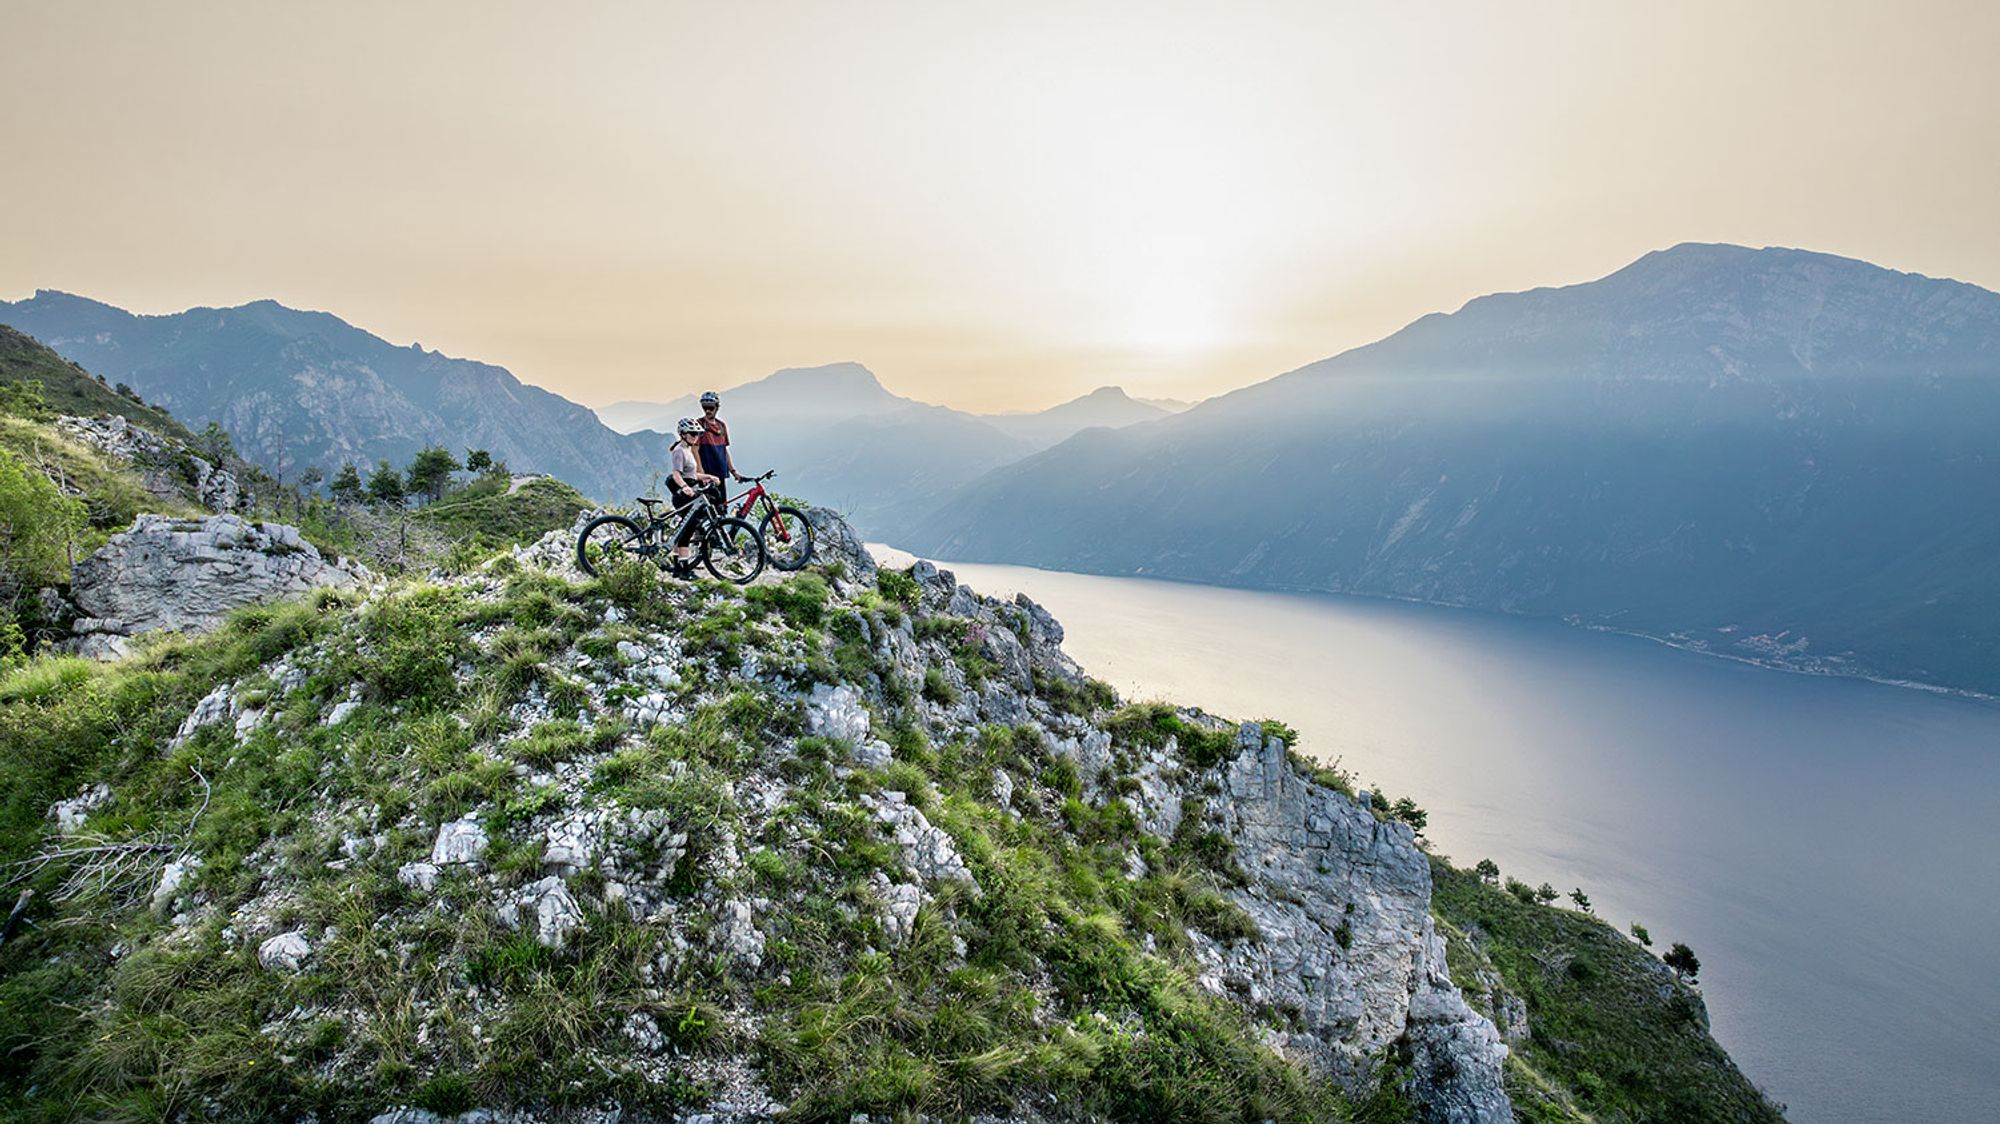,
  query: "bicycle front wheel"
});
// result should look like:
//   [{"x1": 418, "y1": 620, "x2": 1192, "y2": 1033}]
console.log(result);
[
  {"x1": 576, "y1": 514, "x2": 648, "y2": 577},
  {"x1": 759, "y1": 505, "x2": 815, "y2": 571},
  {"x1": 700, "y1": 516, "x2": 766, "y2": 584}
]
